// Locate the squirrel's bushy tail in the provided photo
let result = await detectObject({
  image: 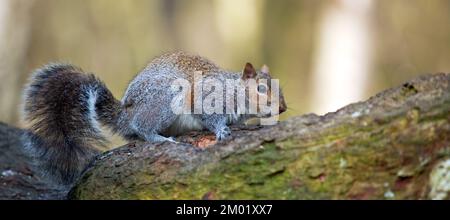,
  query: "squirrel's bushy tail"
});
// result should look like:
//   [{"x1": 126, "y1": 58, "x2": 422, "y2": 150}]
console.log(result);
[{"x1": 22, "y1": 64, "x2": 121, "y2": 184}]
